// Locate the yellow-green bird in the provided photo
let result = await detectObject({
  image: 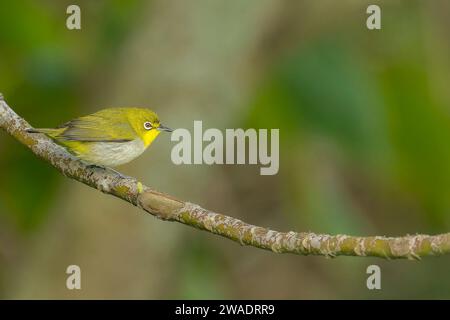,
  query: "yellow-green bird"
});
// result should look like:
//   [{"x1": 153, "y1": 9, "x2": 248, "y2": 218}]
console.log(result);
[{"x1": 27, "y1": 107, "x2": 173, "y2": 167}]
